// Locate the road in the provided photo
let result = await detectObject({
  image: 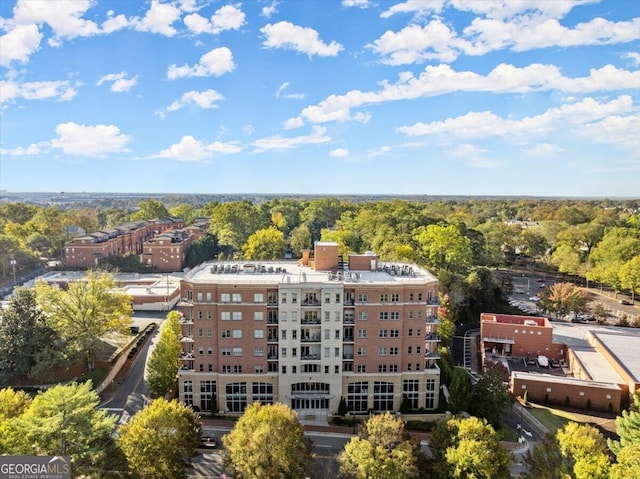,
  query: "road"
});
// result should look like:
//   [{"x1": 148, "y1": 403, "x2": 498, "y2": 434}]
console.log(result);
[{"x1": 98, "y1": 315, "x2": 162, "y2": 424}]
